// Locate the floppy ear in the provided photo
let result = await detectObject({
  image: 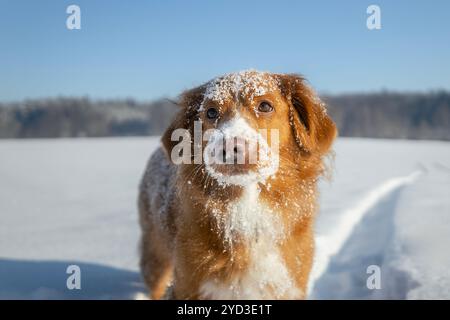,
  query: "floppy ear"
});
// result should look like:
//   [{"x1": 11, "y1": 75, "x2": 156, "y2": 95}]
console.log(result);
[
  {"x1": 161, "y1": 85, "x2": 205, "y2": 160},
  {"x1": 278, "y1": 74, "x2": 337, "y2": 155}
]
